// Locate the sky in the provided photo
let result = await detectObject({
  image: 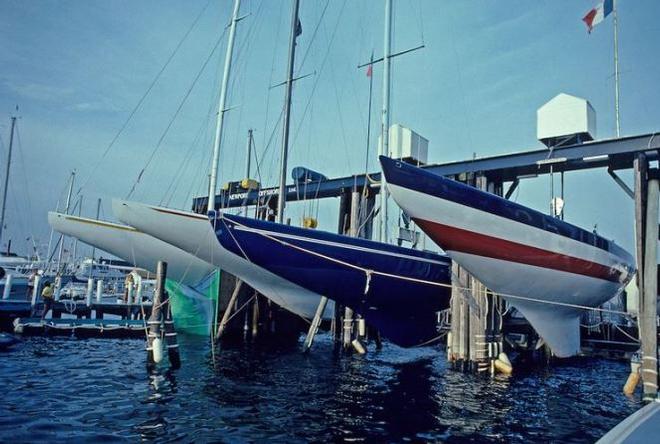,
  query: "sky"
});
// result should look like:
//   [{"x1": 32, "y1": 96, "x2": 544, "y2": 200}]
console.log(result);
[{"x1": 0, "y1": 0, "x2": 659, "y2": 260}]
